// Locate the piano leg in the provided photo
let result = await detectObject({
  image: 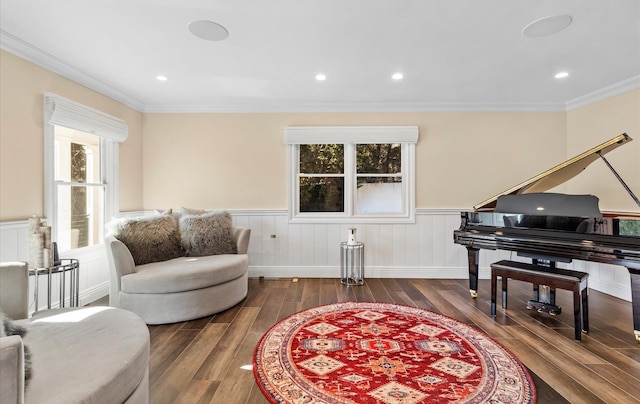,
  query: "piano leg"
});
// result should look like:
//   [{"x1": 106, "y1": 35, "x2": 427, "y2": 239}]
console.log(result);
[
  {"x1": 629, "y1": 268, "x2": 640, "y2": 343},
  {"x1": 466, "y1": 247, "x2": 480, "y2": 298}
]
